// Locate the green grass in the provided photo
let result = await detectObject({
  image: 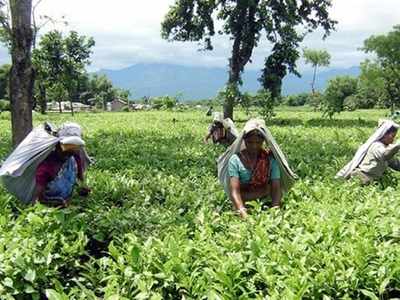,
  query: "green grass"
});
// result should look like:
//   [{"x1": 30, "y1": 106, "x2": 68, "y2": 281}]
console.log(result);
[{"x1": 0, "y1": 109, "x2": 399, "y2": 299}]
